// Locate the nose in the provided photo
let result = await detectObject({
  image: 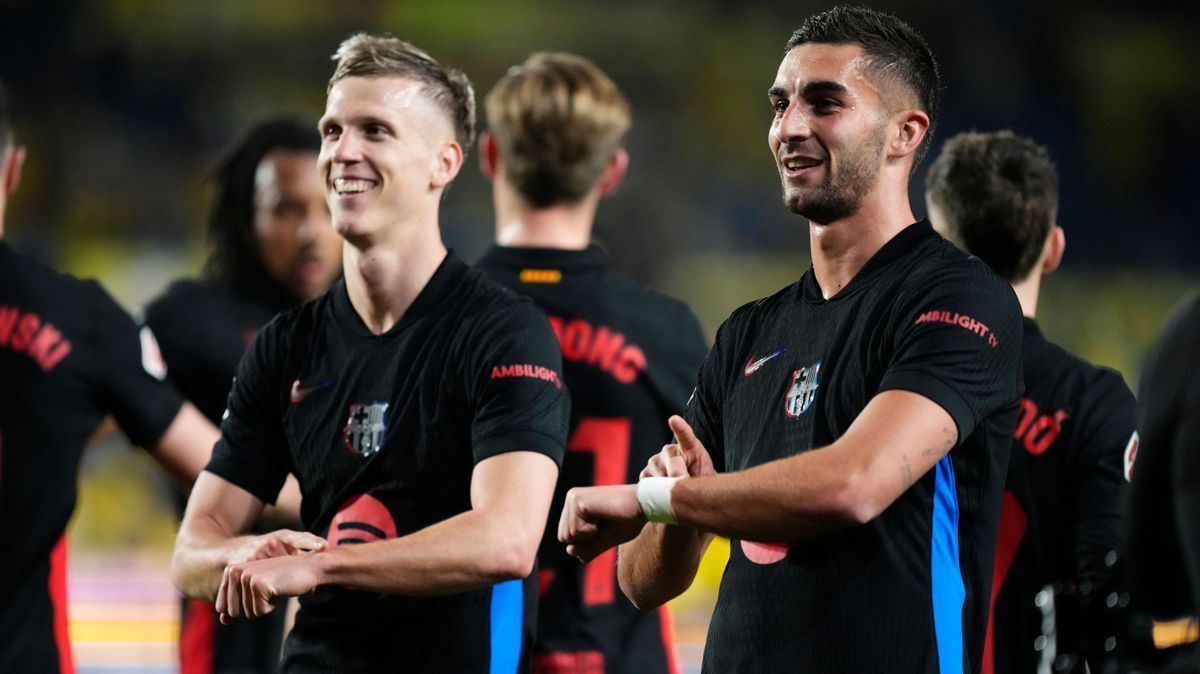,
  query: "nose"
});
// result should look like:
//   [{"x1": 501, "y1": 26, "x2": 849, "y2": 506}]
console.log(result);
[
  {"x1": 771, "y1": 105, "x2": 812, "y2": 148},
  {"x1": 330, "y1": 130, "x2": 363, "y2": 163}
]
